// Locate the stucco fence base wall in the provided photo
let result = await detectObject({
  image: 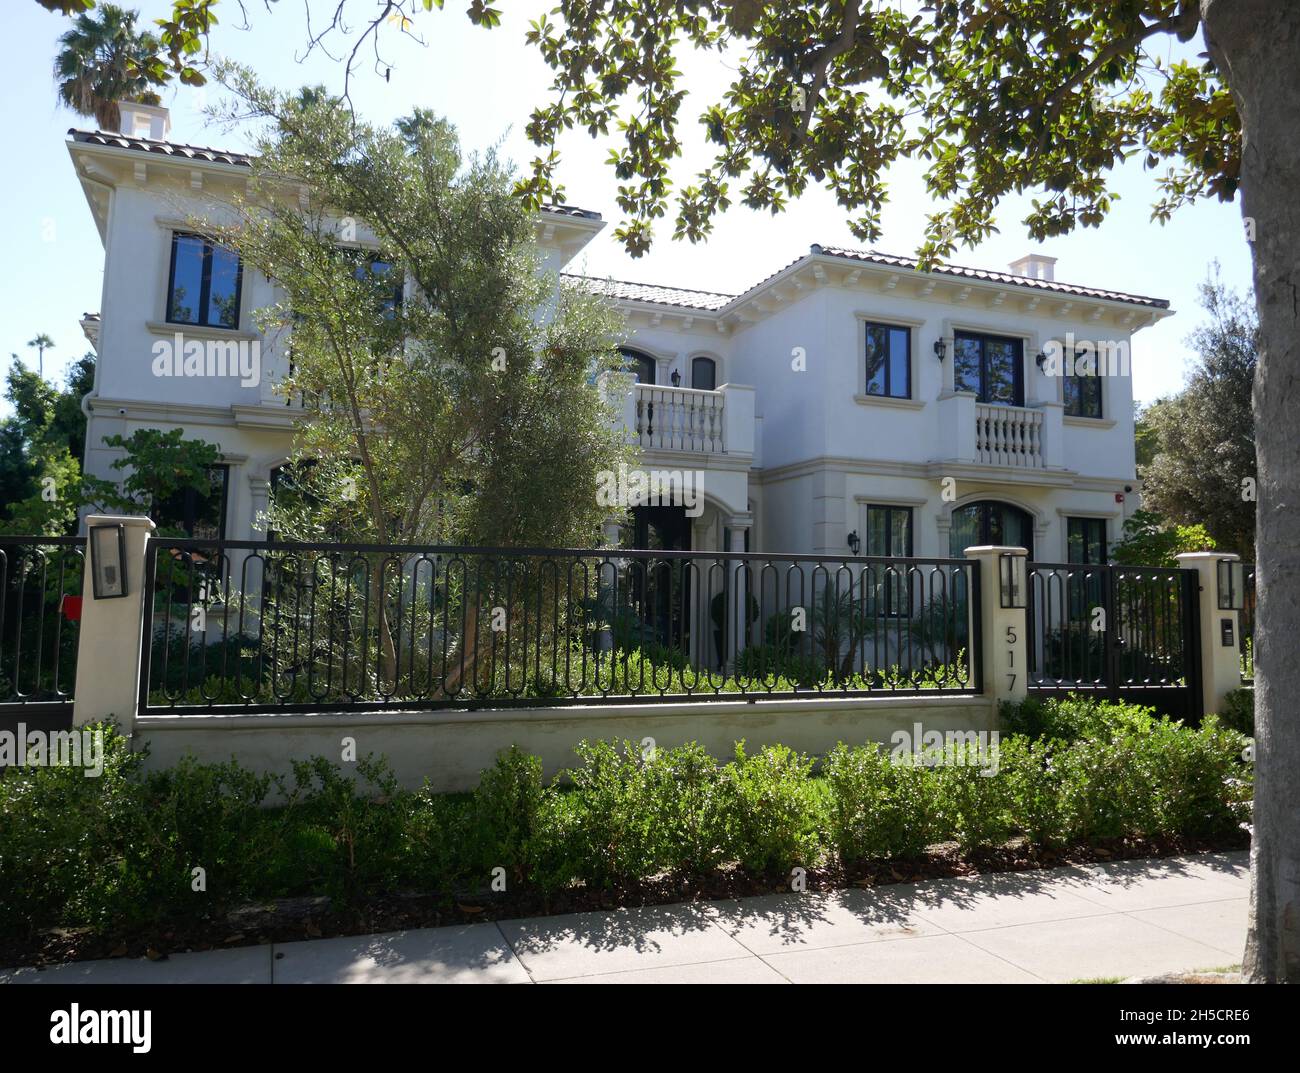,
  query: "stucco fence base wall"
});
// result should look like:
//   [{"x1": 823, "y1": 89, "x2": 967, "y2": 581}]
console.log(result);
[{"x1": 133, "y1": 694, "x2": 997, "y2": 794}]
